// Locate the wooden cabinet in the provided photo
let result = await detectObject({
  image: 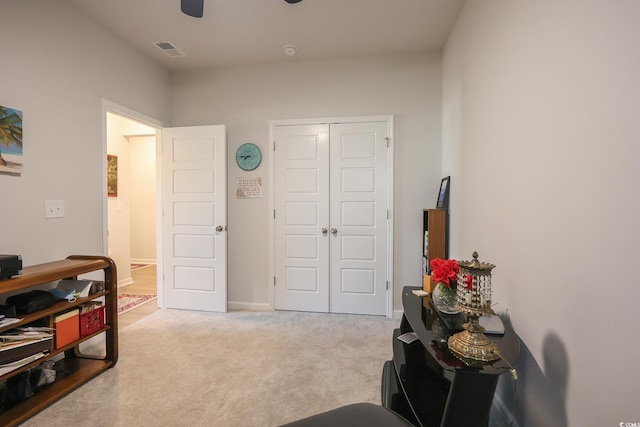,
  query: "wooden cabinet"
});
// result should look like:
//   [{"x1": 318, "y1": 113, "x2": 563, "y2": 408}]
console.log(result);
[
  {"x1": 422, "y1": 209, "x2": 449, "y2": 275},
  {"x1": 0, "y1": 255, "x2": 118, "y2": 426}
]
